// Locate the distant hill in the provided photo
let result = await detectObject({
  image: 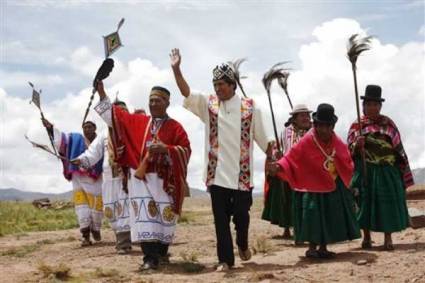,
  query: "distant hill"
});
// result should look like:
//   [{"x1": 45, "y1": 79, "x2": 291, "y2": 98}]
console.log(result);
[
  {"x1": 0, "y1": 188, "x2": 72, "y2": 201},
  {"x1": 2, "y1": 167, "x2": 422, "y2": 201},
  {"x1": 0, "y1": 187, "x2": 208, "y2": 201}
]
